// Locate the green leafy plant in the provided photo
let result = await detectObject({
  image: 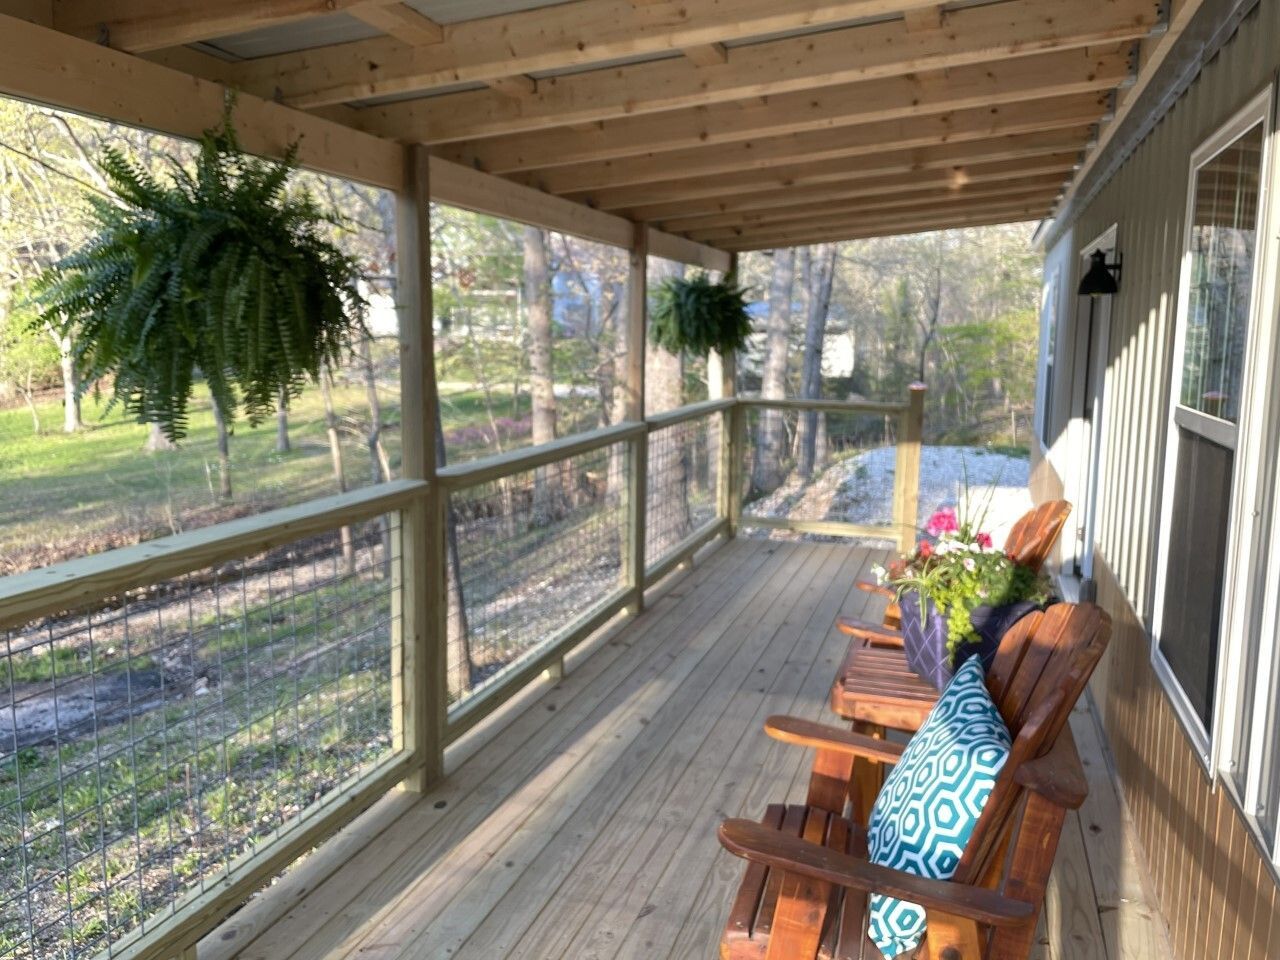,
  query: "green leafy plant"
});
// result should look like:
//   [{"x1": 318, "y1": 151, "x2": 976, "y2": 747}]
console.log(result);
[
  {"x1": 874, "y1": 467, "x2": 1050, "y2": 661},
  {"x1": 32, "y1": 109, "x2": 366, "y2": 440},
  {"x1": 648, "y1": 272, "x2": 752, "y2": 357}
]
